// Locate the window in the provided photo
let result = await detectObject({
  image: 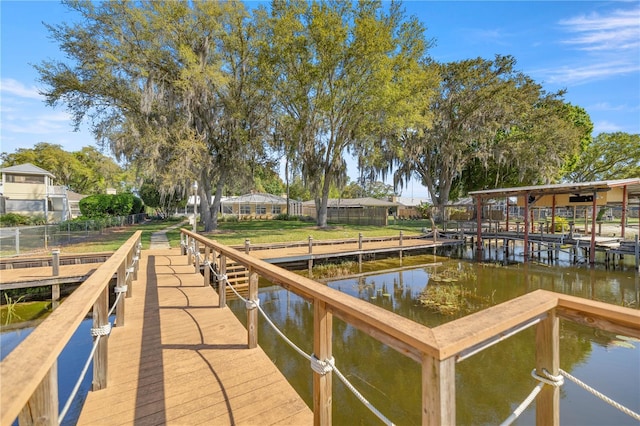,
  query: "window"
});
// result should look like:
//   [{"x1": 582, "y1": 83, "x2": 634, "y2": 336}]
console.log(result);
[
  {"x1": 271, "y1": 205, "x2": 282, "y2": 215},
  {"x1": 240, "y1": 204, "x2": 251, "y2": 215},
  {"x1": 6, "y1": 174, "x2": 45, "y2": 184},
  {"x1": 256, "y1": 205, "x2": 266, "y2": 215},
  {"x1": 222, "y1": 205, "x2": 233, "y2": 214}
]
